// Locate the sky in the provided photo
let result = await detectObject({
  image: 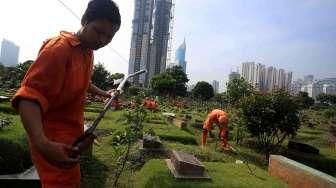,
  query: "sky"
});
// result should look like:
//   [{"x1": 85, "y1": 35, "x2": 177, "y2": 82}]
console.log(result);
[{"x1": 0, "y1": 0, "x2": 335, "y2": 91}]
